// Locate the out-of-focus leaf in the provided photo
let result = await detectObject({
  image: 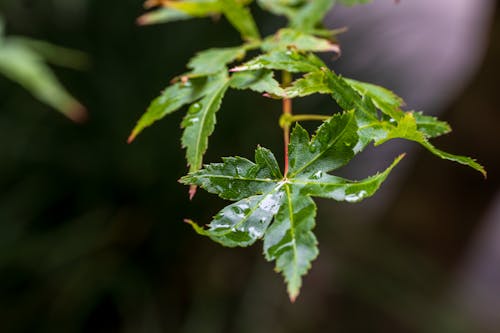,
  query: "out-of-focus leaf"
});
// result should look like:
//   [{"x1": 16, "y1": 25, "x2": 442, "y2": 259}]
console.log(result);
[
  {"x1": 339, "y1": 0, "x2": 372, "y2": 6},
  {"x1": 10, "y1": 37, "x2": 89, "y2": 70},
  {"x1": 147, "y1": 0, "x2": 259, "y2": 40},
  {"x1": 0, "y1": 40, "x2": 86, "y2": 121},
  {"x1": 289, "y1": 0, "x2": 336, "y2": 30},
  {"x1": 257, "y1": 0, "x2": 335, "y2": 31},
  {"x1": 262, "y1": 28, "x2": 340, "y2": 54},
  {"x1": 159, "y1": 0, "x2": 222, "y2": 16},
  {"x1": 220, "y1": 0, "x2": 260, "y2": 40},
  {"x1": 137, "y1": 7, "x2": 192, "y2": 25}
]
